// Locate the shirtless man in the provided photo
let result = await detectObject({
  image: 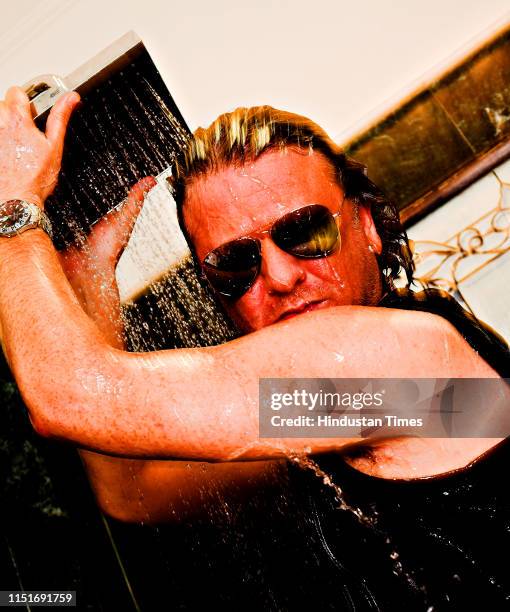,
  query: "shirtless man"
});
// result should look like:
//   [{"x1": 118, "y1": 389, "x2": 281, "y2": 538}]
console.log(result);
[{"x1": 0, "y1": 88, "x2": 504, "y2": 523}]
